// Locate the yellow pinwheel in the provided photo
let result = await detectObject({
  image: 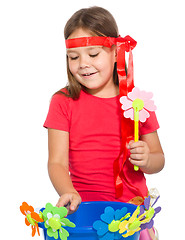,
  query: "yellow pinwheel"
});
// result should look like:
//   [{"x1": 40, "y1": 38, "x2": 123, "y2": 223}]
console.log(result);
[{"x1": 119, "y1": 206, "x2": 151, "y2": 238}]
